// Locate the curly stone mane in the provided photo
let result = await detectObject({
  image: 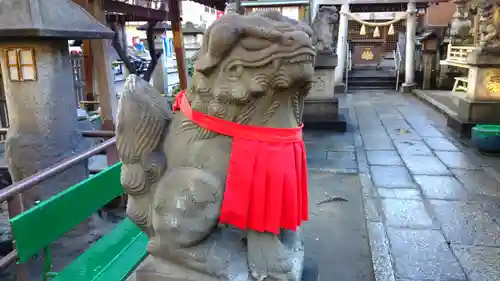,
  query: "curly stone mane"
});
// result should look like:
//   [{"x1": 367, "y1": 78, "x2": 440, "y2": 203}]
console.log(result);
[{"x1": 177, "y1": 10, "x2": 315, "y2": 141}]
